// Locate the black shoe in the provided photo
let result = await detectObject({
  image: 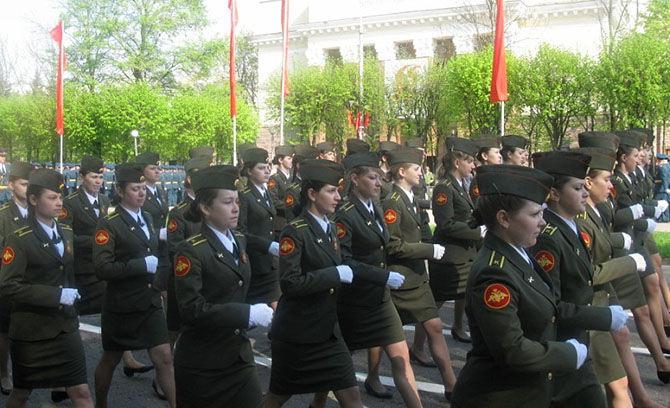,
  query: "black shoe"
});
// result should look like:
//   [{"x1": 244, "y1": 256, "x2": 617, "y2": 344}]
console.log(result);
[
  {"x1": 409, "y1": 349, "x2": 437, "y2": 368},
  {"x1": 152, "y1": 380, "x2": 167, "y2": 400},
  {"x1": 51, "y1": 390, "x2": 69, "y2": 403},
  {"x1": 0, "y1": 376, "x2": 11, "y2": 395},
  {"x1": 445, "y1": 391, "x2": 452, "y2": 402},
  {"x1": 658, "y1": 370, "x2": 670, "y2": 384},
  {"x1": 451, "y1": 329, "x2": 472, "y2": 344},
  {"x1": 123, "y1": 364, "x2": 154, "y2": 377},
  {"x1": 364, "y1": 379, "x2": 393, "y2": 399}
]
